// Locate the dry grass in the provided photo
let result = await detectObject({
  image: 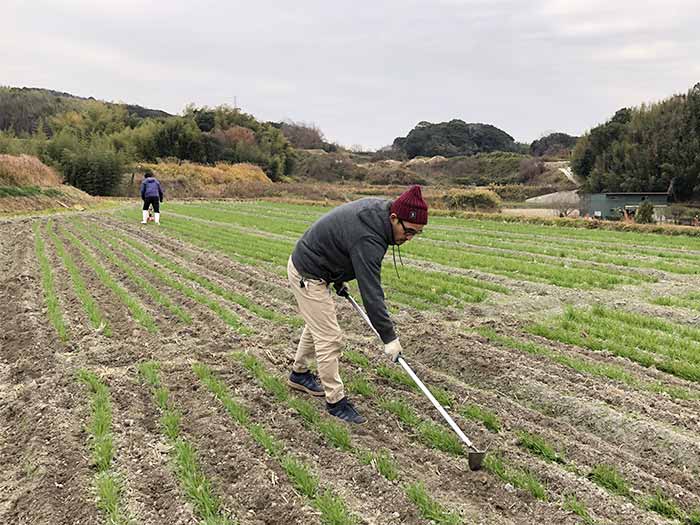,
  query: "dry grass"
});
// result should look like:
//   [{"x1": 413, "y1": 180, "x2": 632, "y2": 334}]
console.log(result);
[
  {"x1": 216, "y1": 182, "x2": 459, "y2": 207},
  {"x1": 145, "y1": 161, "x2": 270, "y2": 185},
  {"x1": 0, "y1": 154, "x2": 62, "y2": 187},
  {"x1": 125, "y1": 161, "x2": 272, "y2": 199}
]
